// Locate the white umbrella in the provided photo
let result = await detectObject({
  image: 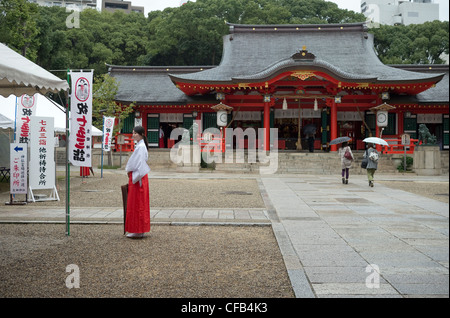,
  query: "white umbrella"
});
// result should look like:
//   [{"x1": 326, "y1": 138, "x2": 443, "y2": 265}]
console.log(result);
[{"x1": 363, "y1": 137, "x2": 389, "y2": 146}]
